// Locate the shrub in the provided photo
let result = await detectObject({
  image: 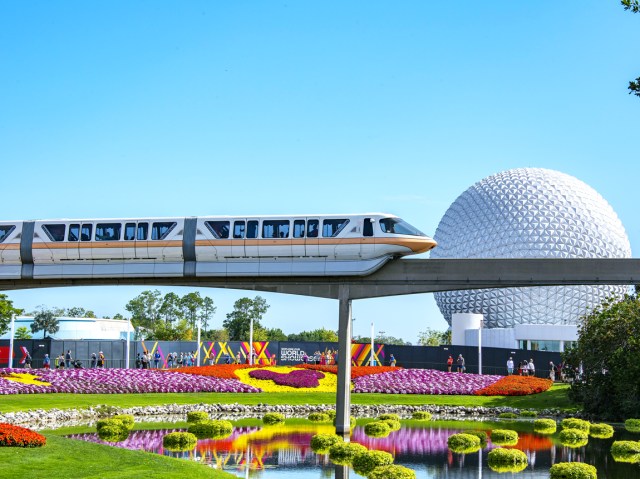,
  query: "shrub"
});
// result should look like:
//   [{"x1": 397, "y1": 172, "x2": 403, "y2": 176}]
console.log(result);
[
  {"x1": 534, "y1": 419, "x2": 557, "y2": 434},
  {"x1": 378, "y1": 413, "x2": 400, "y2": 422},
  {"x1": 625, "y1": 419, "x2": 640, "y2": 433},
  {"x1": 487, "y1": 448, "x2": 528, "y2": 473},
  {"x1": 519, "y1": 410, "x2": 538, "y2": 418},
  {"x1": 490, "y1": 429, "x2": 519, "y2": 446},
  {"x1": 0, "y1": 423, "x2": 46, "y2": 447},
  {"x1": 611, "y1": 441, "x2": 640, "y2": 455},
  {"x1": 112, "y1": 414, "x2": 135, "y2": 430},
  {"x1": 325, "y1": 410, "x2": 337, "y2": 420},
  {"x1": 382, "y1": 419, "x2": 401, "y2": 431},
  {"x1": 447, "y1": 433, "x2": 481, "y2": 453},
  {"x1": 364, "y1": 421, "x2": 391, "y2": 438},
  {"x1": 589, "y1": 423, "x2": 614, "y2": 439},
  {"x1": 188, "y1": 419, "x2": 233, "y2": 439},
  {"x1": 368, "y1": 464, "x2": 417, "y2": 479},
  {"x1": 162, "y1": 432, "x2": 197, "y2": 451},
  {"x1": 561, "y1": 418, "x2": 590, "y2": 433},
  {"x1": 97, "y1": 422, "x2": 129, "y2": 443},
  {"x1": 549, "y1": 462, "x2": 597, "y2": 479},
  {"x1": 498, "y1": 412, "x2": 518, "y2": 419},
  {"x1": 308, "y1": 412, "x2": 330, "y2": 423},
  {"x1": 262, "y1": 412, "x2": 285, "y2": 425},
  {"x1": 352, "y1": 450, "x2": 394, "y2": 476},
  {"x1": 186, "y1": 411, "x2": 209, "y2": 423},
  {"x1": 559, "y1": 429, "x2": 589, "y2": 448},
  {"x1": 463, "y1": 430, "x2": 488, "y2": 445},
  {"x1": 310, "y1": 433, "x2": 342, "y2": 453},
  {"x1": 328, "y1": 441, "x2": 367, "y2": 465},
  {"x1": 412, "y1": 411, "x2": 432, "y2": 421},
  {"x1": 333, "y1": 415, "x2": 356, "y2": 429}
]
